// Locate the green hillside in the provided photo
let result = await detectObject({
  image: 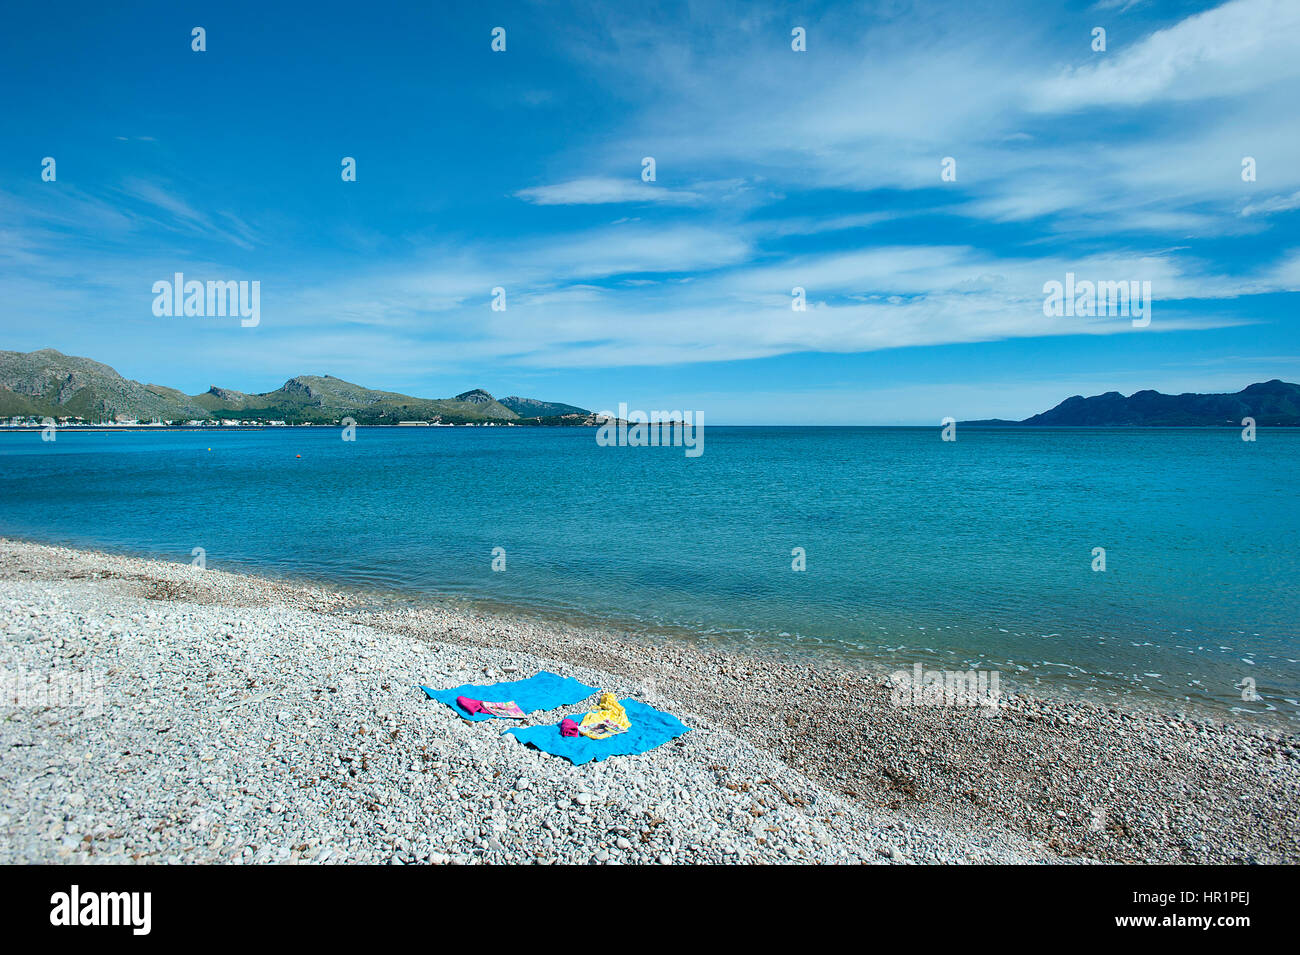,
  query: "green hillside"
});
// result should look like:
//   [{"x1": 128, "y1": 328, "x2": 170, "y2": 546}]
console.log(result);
[
  {"x1": 0, "y1": 348, "x2": 211, "y2": 421},
  {"x1": 499, "y1": 395, "x2": 590, "y2": 417},
  {"x1": 193, "y1": 376, "x2": 520, "y2": 424},
  {"x1": 0, "y1": 349, "x2": 583, "y2": 425}
]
